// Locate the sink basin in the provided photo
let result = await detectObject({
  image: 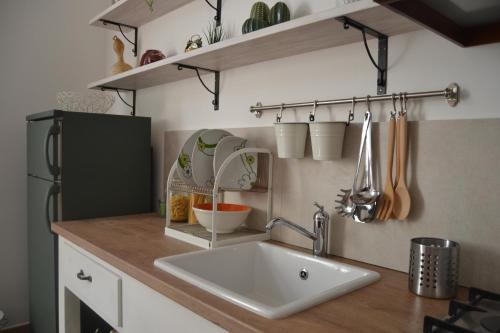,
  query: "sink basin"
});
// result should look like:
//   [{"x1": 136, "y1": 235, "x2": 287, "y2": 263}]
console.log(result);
[{"x1": 154, "y1": 241, "x2": 380, "y2": 319}]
